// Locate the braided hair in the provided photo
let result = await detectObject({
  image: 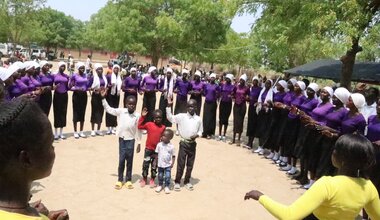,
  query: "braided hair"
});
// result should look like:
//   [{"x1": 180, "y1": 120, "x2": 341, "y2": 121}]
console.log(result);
[{"x1": 0, "y1": 98, "x2": 52, "y2": 173}]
